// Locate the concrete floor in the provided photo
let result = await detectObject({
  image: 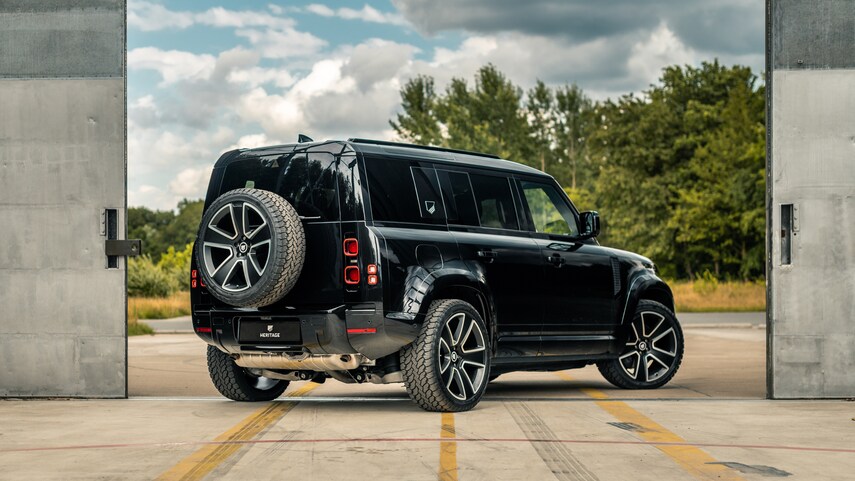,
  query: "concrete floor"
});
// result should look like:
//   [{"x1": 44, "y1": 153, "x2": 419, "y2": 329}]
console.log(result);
[{"x1": 2, "y1": 326, "x2": 853, "y2": 480}]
